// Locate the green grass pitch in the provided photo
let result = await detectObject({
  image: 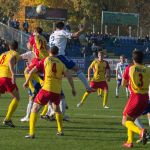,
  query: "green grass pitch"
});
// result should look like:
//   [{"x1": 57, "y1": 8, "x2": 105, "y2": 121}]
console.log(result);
[{"x1": 0, "y1": 78, "x2": 149, "y2": 150}]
